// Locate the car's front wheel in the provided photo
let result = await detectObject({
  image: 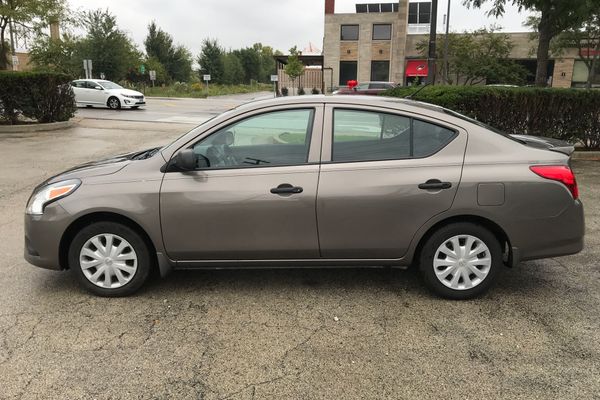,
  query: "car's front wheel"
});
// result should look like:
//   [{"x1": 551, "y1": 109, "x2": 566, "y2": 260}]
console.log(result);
[
  {"x1": 68, "y1": 221, "x2": 152, "y2": 297},
  {"x1": 419, "y1": 222, "x2": 501, "y2": 299},
  {"x1": 107, "y1": 96, "x2": 121, "y2": 110}
]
